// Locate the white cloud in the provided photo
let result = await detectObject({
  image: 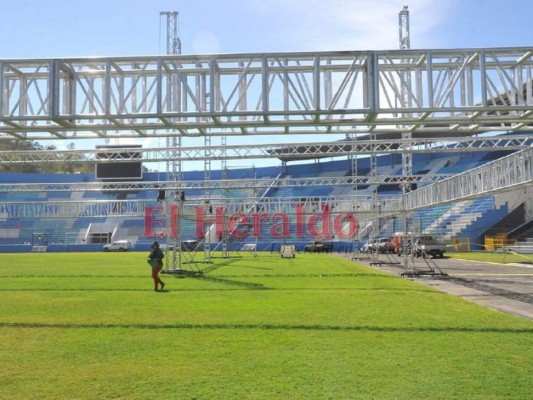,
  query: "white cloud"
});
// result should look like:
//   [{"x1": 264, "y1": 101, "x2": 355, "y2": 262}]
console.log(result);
[
  {"x1": 192, "y1": 30, "x2": 221, "y2": 55},
  {"x1": 250, "y1": 0, "x2": 456, "y2": 51}
]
